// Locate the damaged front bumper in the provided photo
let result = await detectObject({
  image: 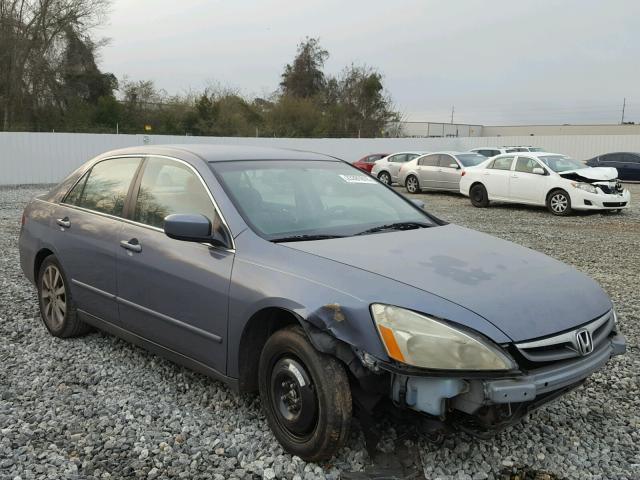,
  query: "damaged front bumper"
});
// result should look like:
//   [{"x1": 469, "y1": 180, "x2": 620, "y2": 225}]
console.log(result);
[
  {"x1": 571, "y1": 188, "x2": 631, "y2": 210},
  {"x1": 389, "y1": 334, "x2": 626, "y2": 427}
]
